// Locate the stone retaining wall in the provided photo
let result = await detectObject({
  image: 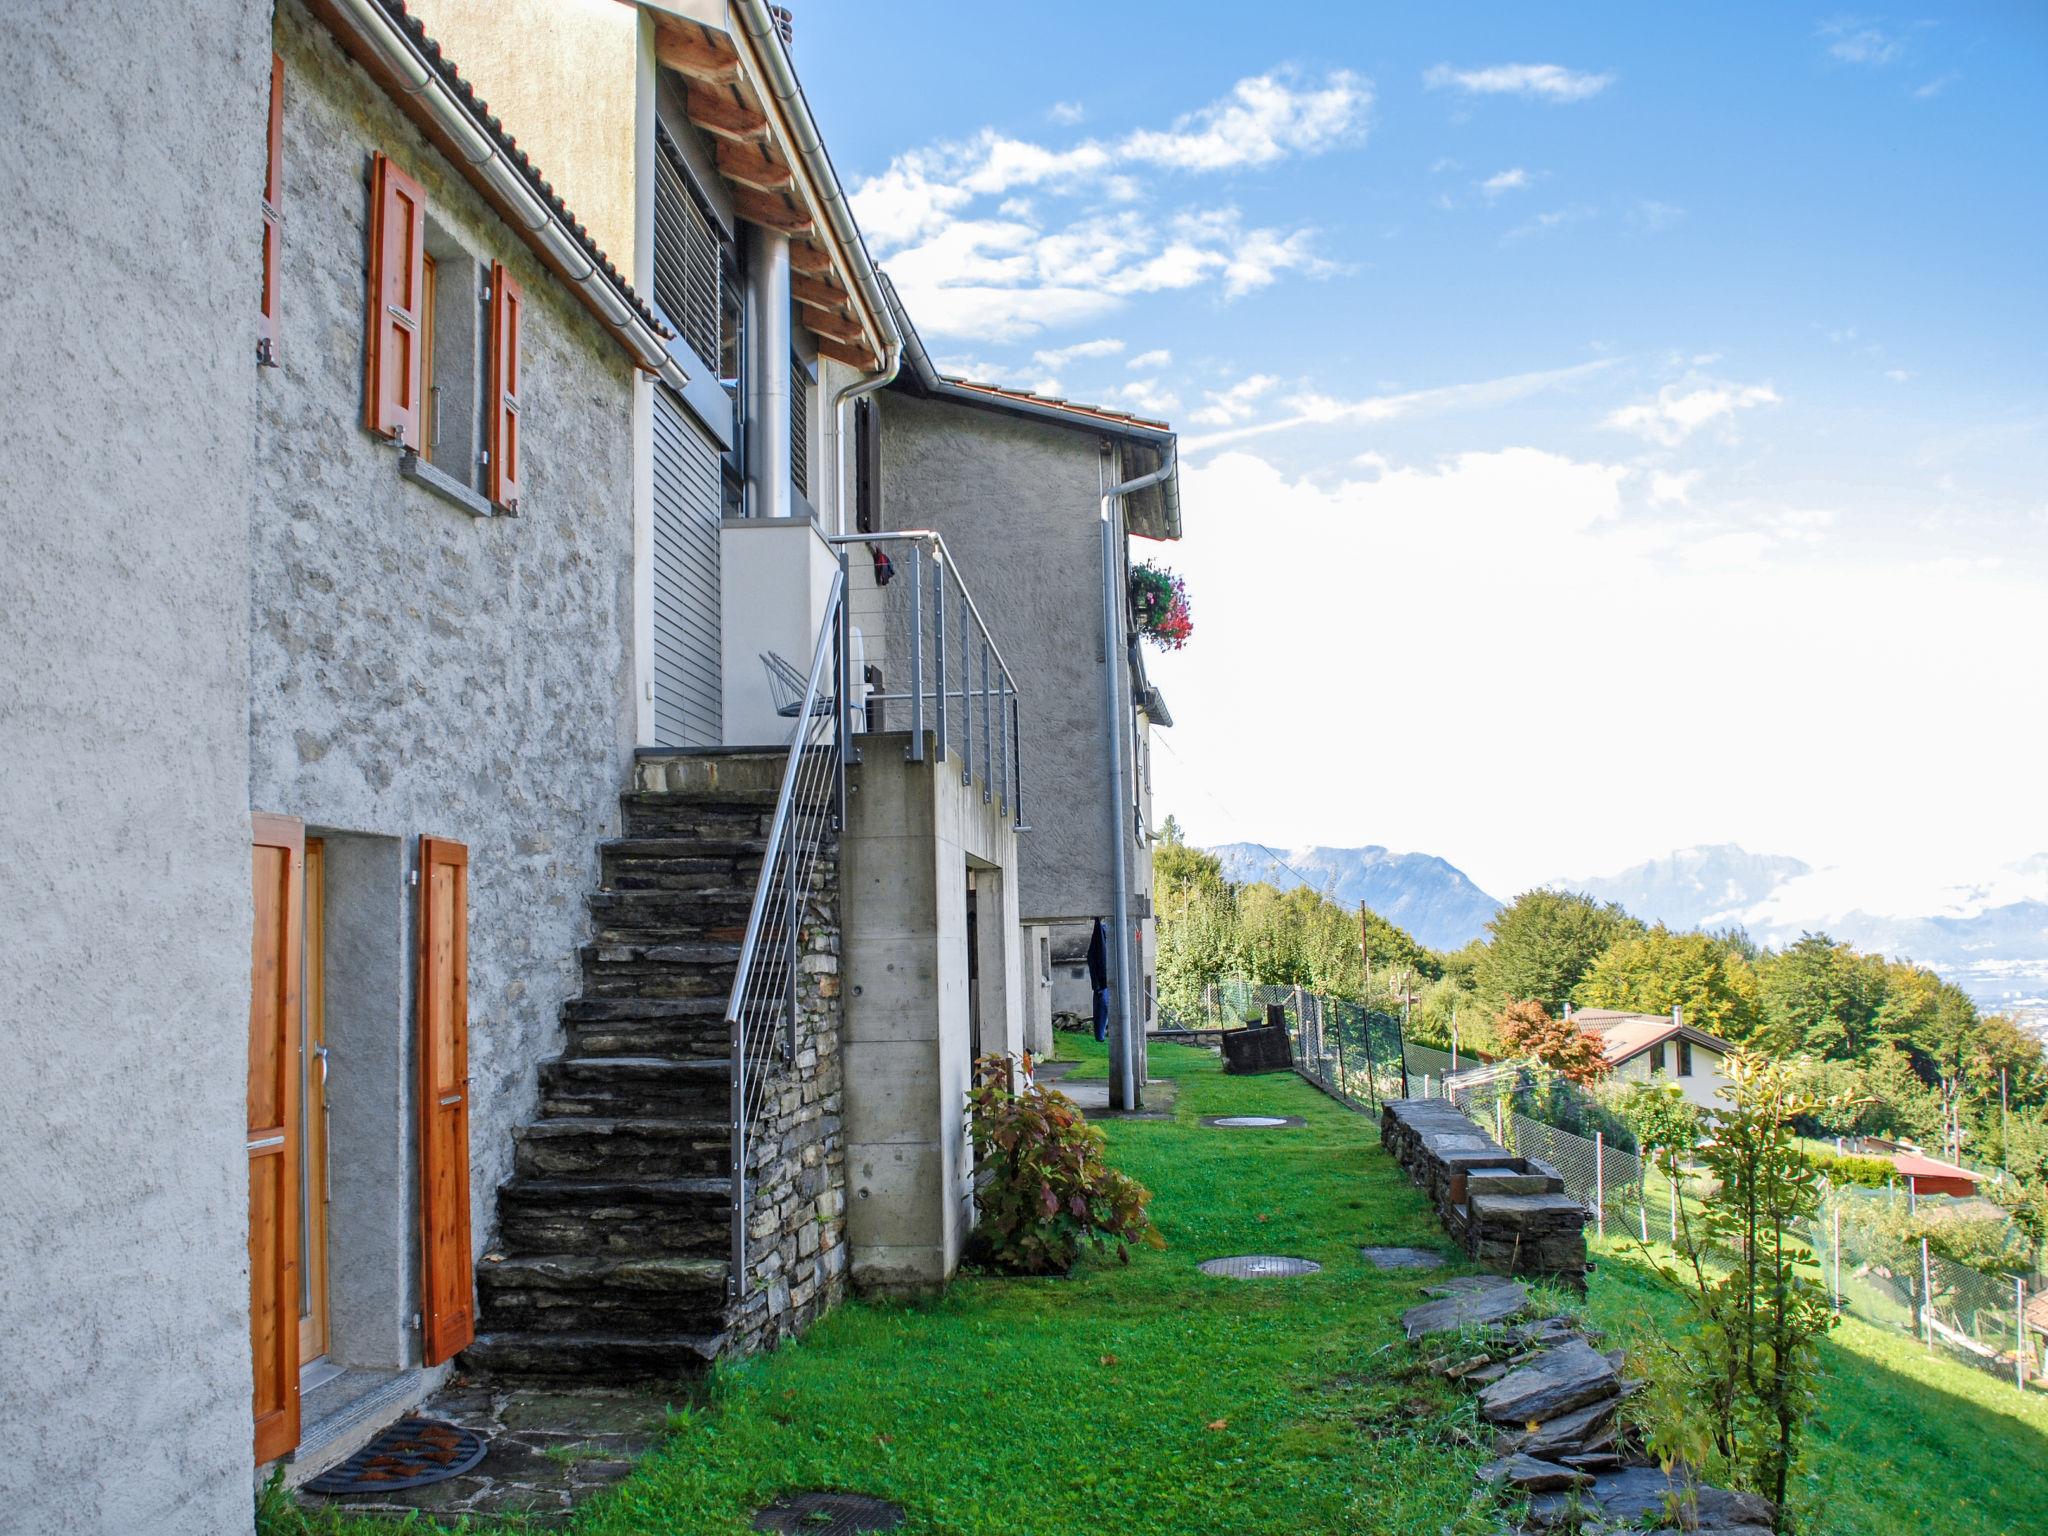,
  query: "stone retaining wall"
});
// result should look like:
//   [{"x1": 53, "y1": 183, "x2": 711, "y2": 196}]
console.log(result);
[{"x1": 1381, "y1": 1099, "x2": 1589, "y2": 1283}]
